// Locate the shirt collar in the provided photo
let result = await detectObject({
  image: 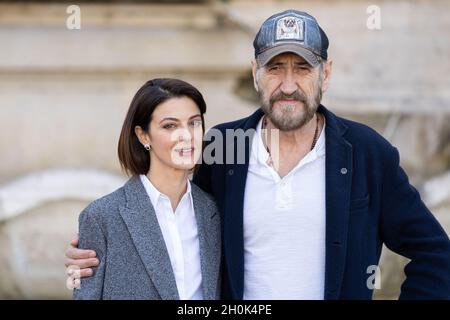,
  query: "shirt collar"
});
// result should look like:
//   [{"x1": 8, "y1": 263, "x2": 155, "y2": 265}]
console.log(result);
[
  {"x1": 313, "y1": 119, "x2": 326, "y2": 157},
  {"x1": 251, "y1": 115, "x2": 326, "y2": 169},
  {"x1": 139, "y1": 174, "x2": 192, "y2": 209}
]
